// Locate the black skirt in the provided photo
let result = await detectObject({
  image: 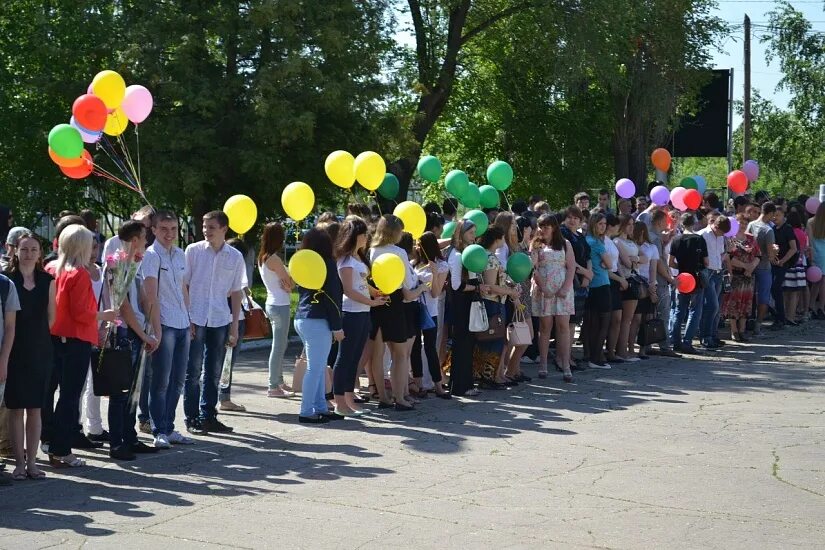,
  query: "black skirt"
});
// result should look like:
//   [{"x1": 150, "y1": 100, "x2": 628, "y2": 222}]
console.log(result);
[
  {"x1": 586, "y1": 285, "x2": 612, "y2": 313},
  {"x1": 636, "y1": 296, "x2": 655, "y2": 315},
  {"x1": 370, "y1": 289, "x2": 408, "y2": 343},
  {"x1": 609, "y1": 276, "x2": 623, "y2": 310}
]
